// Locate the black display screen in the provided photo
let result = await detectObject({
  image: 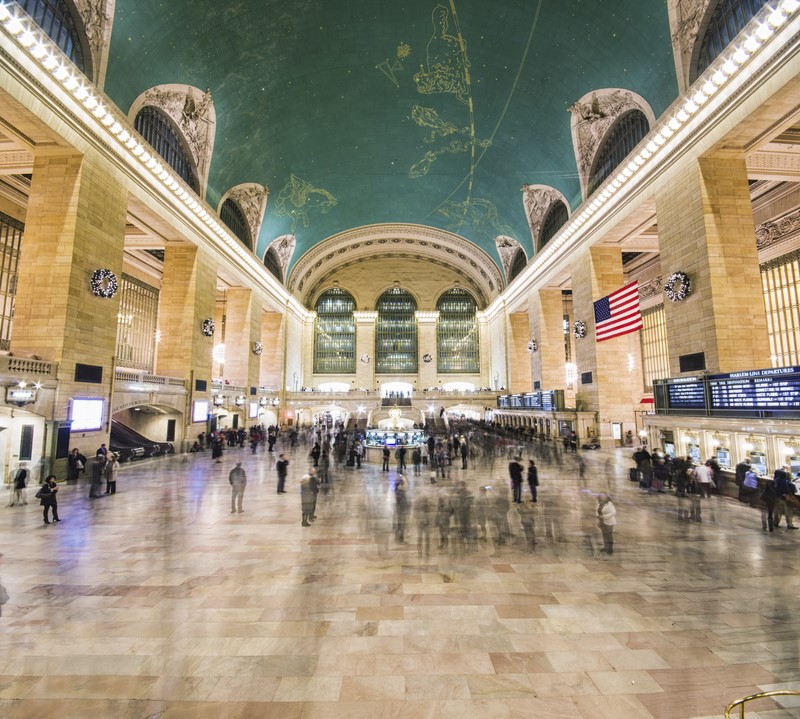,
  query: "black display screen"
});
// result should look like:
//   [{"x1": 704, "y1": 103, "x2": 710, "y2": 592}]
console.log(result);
[
  {"x1": 541, "y1": 391, "x2": 555, "y2": 411},
  {"x1": 666, "y1": 380, "x2": 706, "y2": 409},
  {"x1": 709, "y1": 367, "x2": 800, "y2": 411}
]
